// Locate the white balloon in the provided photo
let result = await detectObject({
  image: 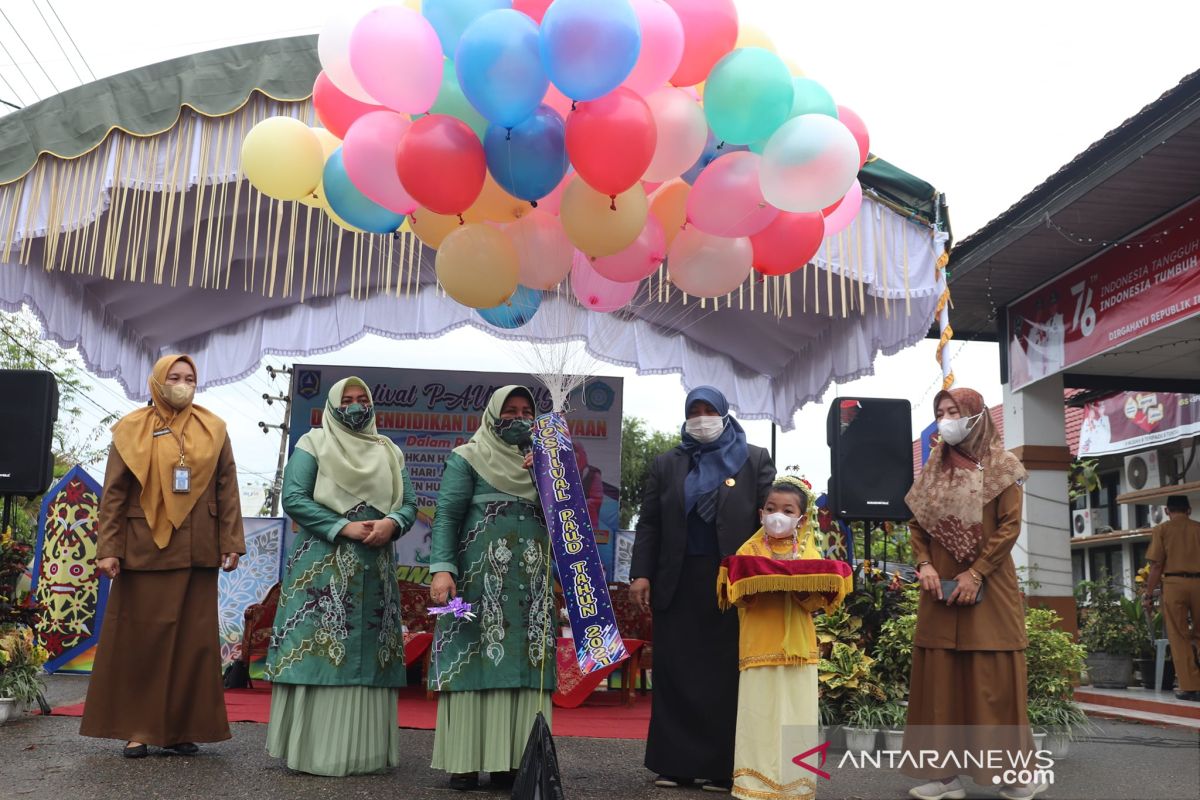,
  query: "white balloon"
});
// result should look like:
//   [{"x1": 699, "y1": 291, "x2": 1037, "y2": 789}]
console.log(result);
[
  {"x1": 759, "y1": 114, "x2": 860, "y2": 213},
  {"x1": 318, "y1": 4, "x2": 388, "y2": 104},
  {"x1": 666, "y1": 227, "x2": 752, "y2": 297},
  {"x1": 507, "y1": 211, "x2": 574, "y2": 290},
  {"x1": 643, "y1": 87, "x2": 708, "y2": 182}
]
